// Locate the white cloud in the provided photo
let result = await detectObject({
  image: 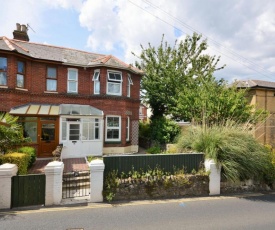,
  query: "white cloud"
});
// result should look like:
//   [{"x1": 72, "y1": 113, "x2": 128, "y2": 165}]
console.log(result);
[{"x1": 1, "y1": 0, "x2": 275, "y2": 82}]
